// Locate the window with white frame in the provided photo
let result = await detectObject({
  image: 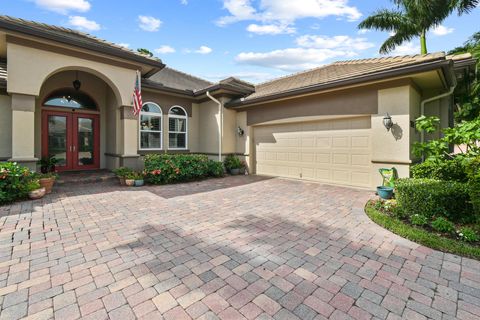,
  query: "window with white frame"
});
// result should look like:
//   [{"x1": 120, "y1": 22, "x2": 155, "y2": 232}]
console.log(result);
[
  {"x1": 168, "y1": 106, "x2": 187, "y2": 149},
  {"x1": 139, "y1": 102, "x2": 162, "y2": 150}
]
